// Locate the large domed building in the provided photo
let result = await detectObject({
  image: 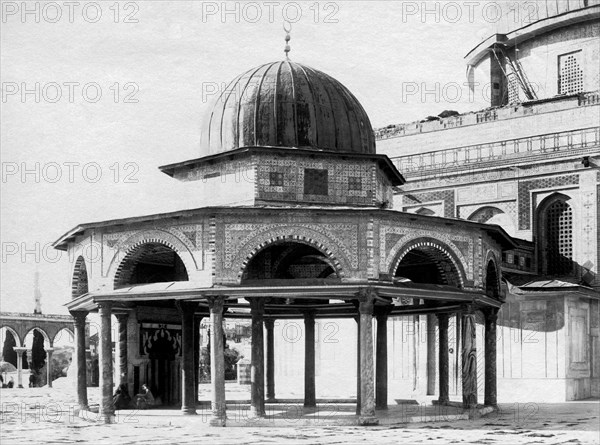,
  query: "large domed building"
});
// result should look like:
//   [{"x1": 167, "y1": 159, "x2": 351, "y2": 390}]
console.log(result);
[{"x1": 56, "y1": 47, "x2": 514, "y2": 426}]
